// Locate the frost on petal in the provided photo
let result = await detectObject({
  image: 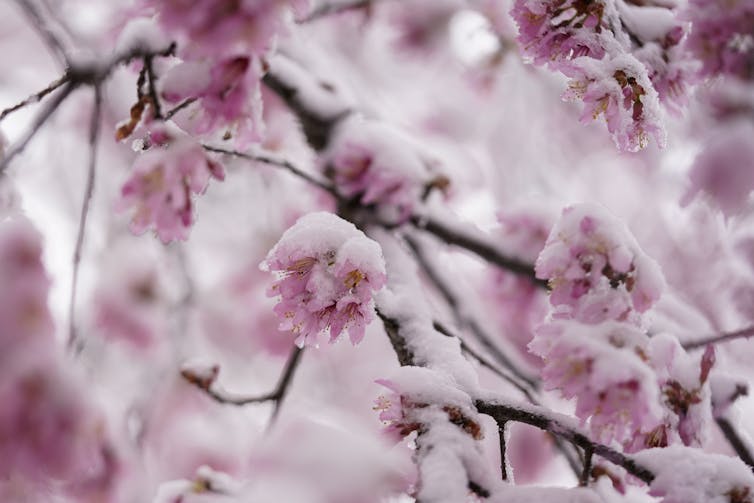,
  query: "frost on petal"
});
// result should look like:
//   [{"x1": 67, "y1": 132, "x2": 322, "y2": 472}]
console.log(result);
[
  {"x1": 262, "y1": 212, "x2": 386, "y2": 346},
  {"x1": 563, "y1": 55, "x2": 667, "y2": 152},
  {"x1": 529, "y1": 320, "x2": 663, "y2": 445},
  {"x1": 118, "y1": 125, "x2": 225, "y2": 243},
  {"x1": 634, "y1": 446, "x2": 754, "y2": 503},
  {"x1": 161, "y1": 57, "x2": 265, "y2": 148},
  {"x1": 535, "y1": 202, "x2": 664, "y2": 323},
  {"x1": 510, "y1": 0, "x2": 620, "y2": 67}
]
